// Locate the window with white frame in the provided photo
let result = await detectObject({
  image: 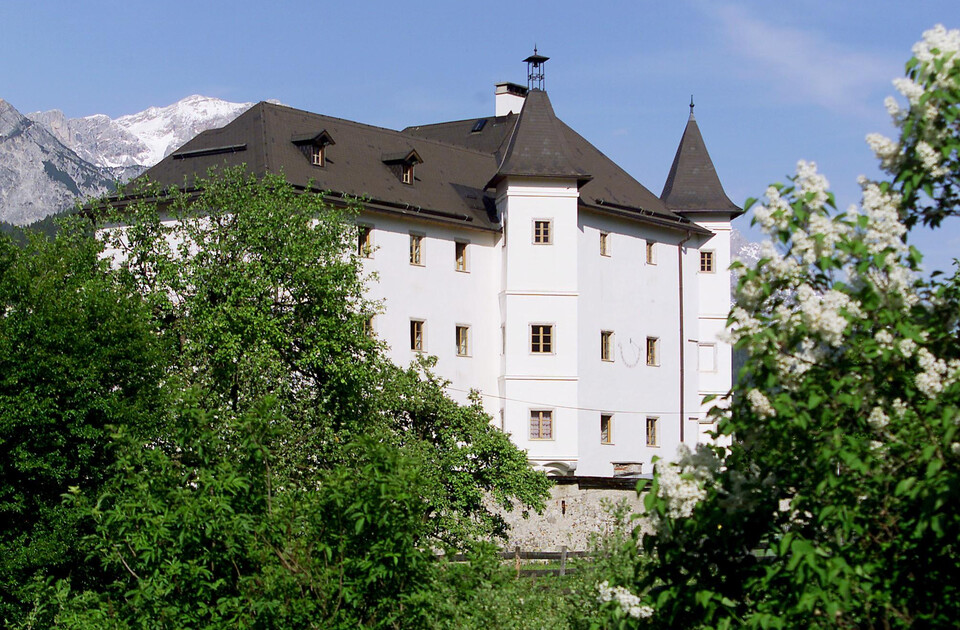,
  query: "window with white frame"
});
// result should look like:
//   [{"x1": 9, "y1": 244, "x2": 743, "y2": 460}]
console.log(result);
[
  {"x1": 646, "y1": 417, "x2": 659, "y2": 446},
  {"x1": 533, "y1": 219, "x2": 552, "y2": 244},
  {"x1": 530, "y1": 324, "x2": 554, "y2": 354},
  {"x1": 410, "y1": 319, "x2": 425, "y2": 352},
  {"x1": 646, "y1": 240, "x2": 657, "y2": 264},
  {"x1": 600, "y1": 231, "x2": 610, "y2": 256},
  {"x1": 402, "y1": 163, "x2": 414, "y2": 185},
  {"x1": 456, "y1": 325, "x2": 470, "y2": 357},
  {"x1": 530, "y1": 409, "x2": 554, "y2": 440},
  {"x1": 409, "y1": 234, "x2": 423, "y2": 265},
  {"x1": 311, "y1": 144, "x2": 325, "y2": 166},
  {"x1": 646, "y1": 337, "x2": 659, "y2": 366},
  {"x1": 455, "y1": 241, "x2": 468, "y2": 272},
  {"x1": 601, "y1": 330, "x2": 614, "y2": 362},
  {"x1": 600, "y1": 414, "x2": 613, "y2": 444}
]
